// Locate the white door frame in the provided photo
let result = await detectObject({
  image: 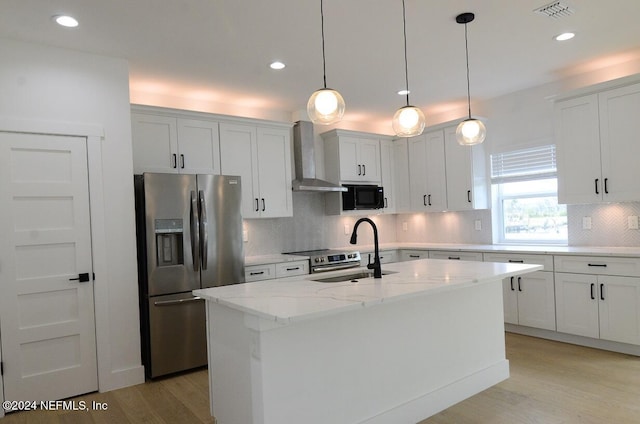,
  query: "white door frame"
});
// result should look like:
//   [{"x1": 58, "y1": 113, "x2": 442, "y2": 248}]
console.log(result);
[{"x1": 0, "y1": 118, "x2": 112, "y2": 413}]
